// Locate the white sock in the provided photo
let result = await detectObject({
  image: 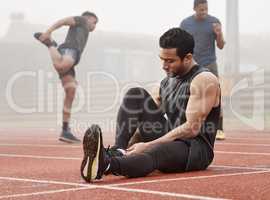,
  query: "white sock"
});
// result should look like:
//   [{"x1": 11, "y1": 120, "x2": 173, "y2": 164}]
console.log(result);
[
  {"x1": 117, "y1": 148, "x2": 126, "y2": 155},
  {"x1": 105, "y1": 163, "x2": 110, "y2": 172}
]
